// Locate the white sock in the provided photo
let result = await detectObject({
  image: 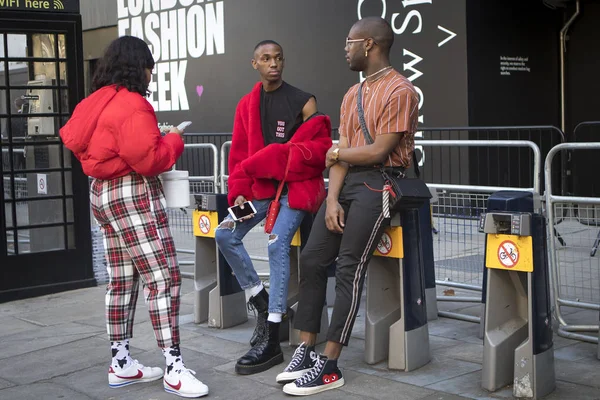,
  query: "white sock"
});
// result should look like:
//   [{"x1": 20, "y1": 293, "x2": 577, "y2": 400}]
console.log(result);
[
  {"x1": 163, "y1": 345, "x2": 185, "y2": 375},
  {"x1": 246, "y1": 282, "x2": 264, "y2": 298},
  {"x1": 267, "y1": 312, "x2": 282, "y2": 323},
  {"x1": 111, "y1": 339, "x2": 133, "y2": 370}
]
